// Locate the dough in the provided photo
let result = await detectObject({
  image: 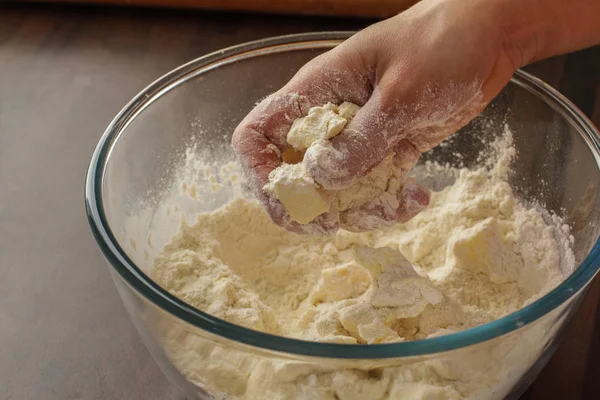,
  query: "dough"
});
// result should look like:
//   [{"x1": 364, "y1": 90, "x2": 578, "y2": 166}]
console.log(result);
[{"x1": 266, "y1": 102, "x2": 408, "y2": 226}]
